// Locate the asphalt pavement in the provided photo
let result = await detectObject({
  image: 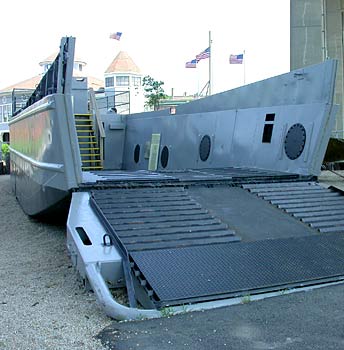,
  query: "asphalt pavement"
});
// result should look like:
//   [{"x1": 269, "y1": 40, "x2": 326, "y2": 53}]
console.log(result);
[{"x1": 97, "y1": 283, "x2": 344, "y2": 350}]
